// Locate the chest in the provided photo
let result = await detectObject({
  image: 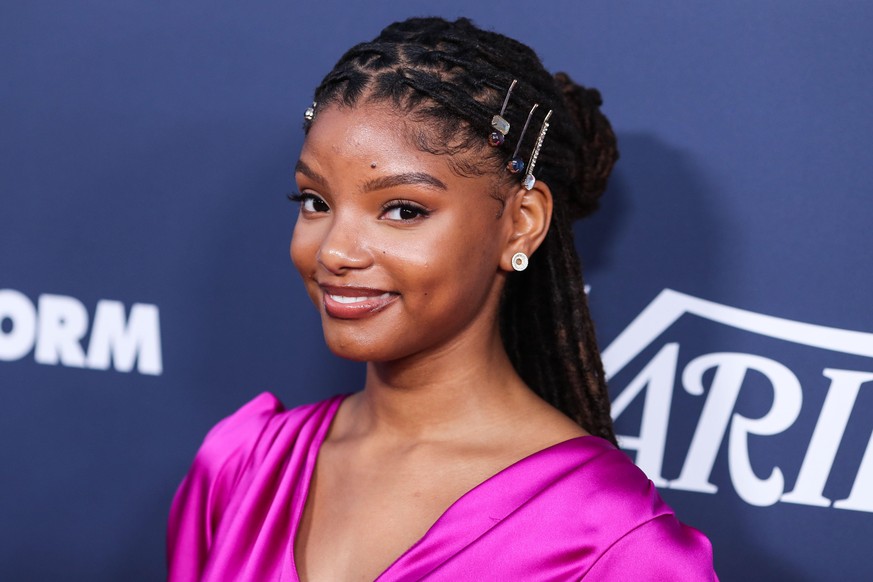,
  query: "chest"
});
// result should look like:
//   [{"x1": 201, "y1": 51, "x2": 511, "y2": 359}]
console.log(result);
[{"x1": 293, "y1": 445, "x2": 505, "y2": 581}]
